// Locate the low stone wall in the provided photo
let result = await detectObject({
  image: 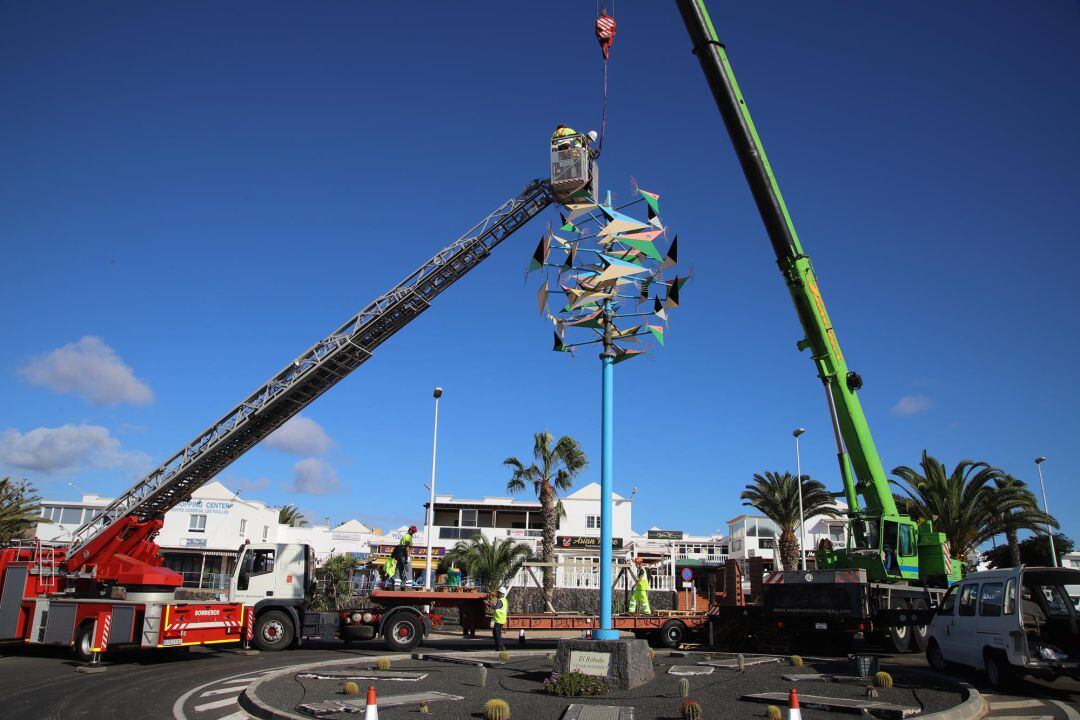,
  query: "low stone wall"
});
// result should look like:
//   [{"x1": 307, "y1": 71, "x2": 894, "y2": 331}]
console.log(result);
[{"x1": 509, "y1": 587, "x2": 674, "y2": 614}]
